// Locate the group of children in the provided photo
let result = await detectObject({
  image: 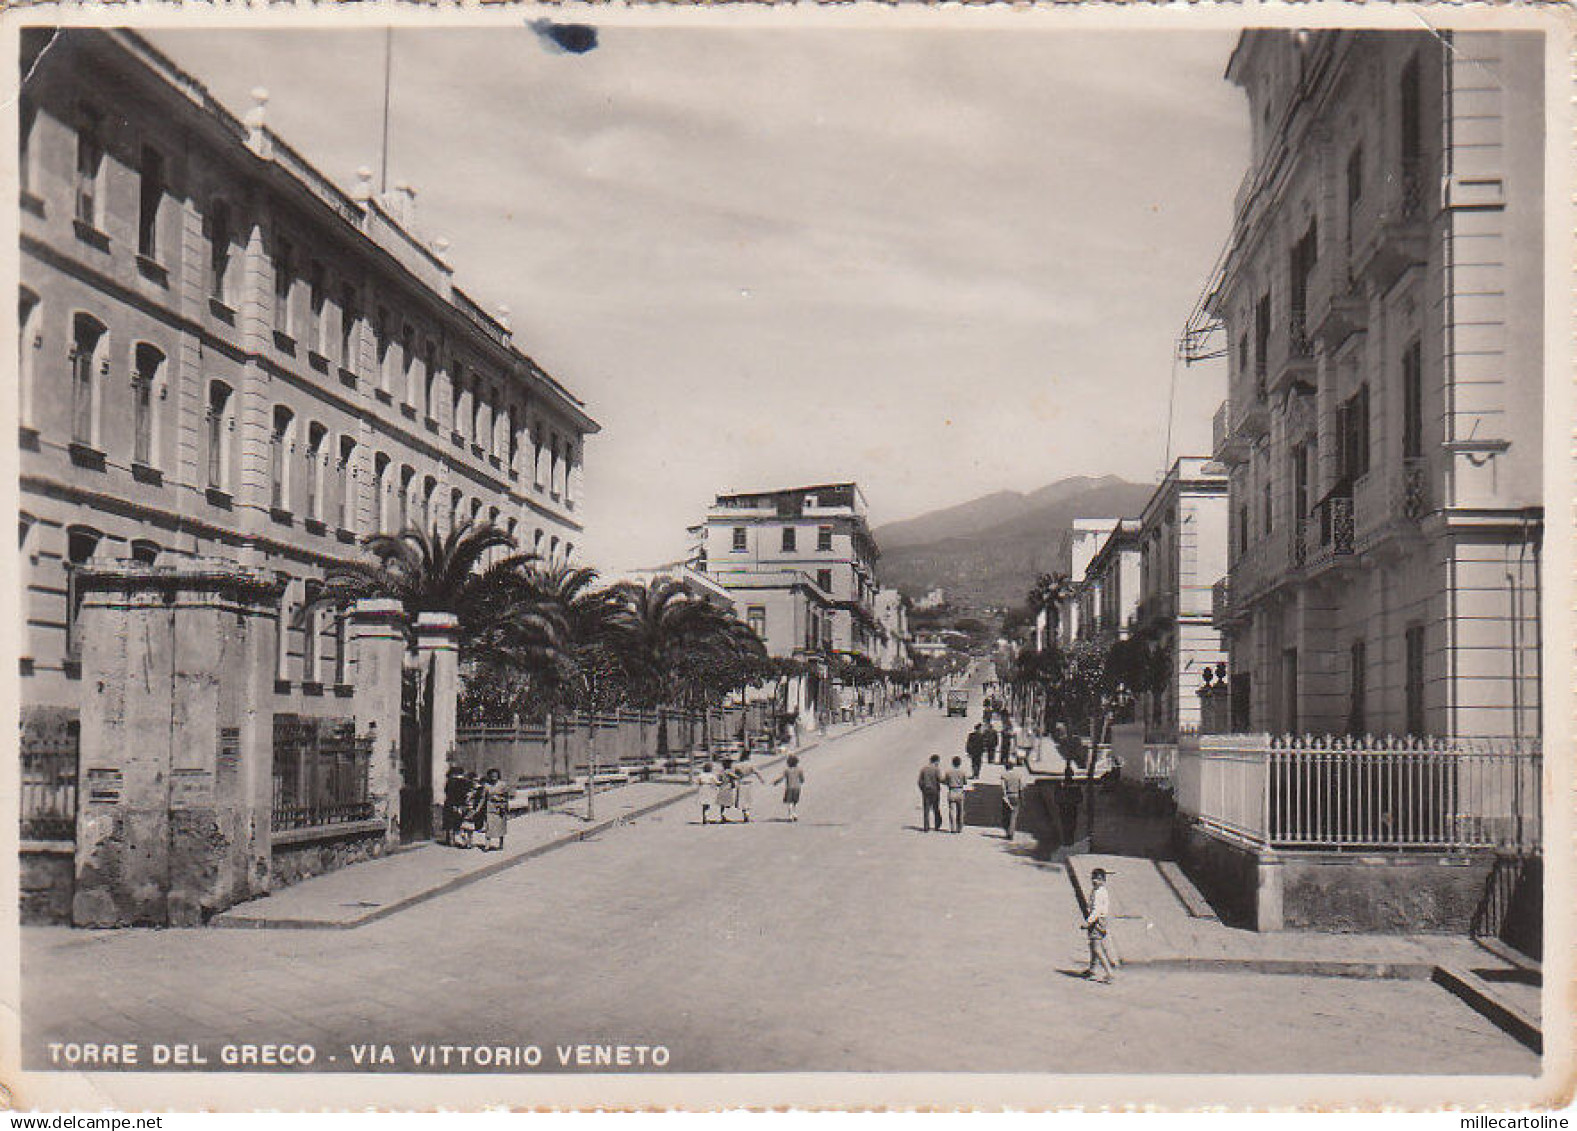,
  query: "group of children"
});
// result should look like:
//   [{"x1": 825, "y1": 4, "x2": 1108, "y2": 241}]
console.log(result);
[
  {"x1": 440, "y1": 766, "x2": 512, "y2": 851},
  {"x1": 697, "y1": 754, "x2": 805, "y2": 824}
]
